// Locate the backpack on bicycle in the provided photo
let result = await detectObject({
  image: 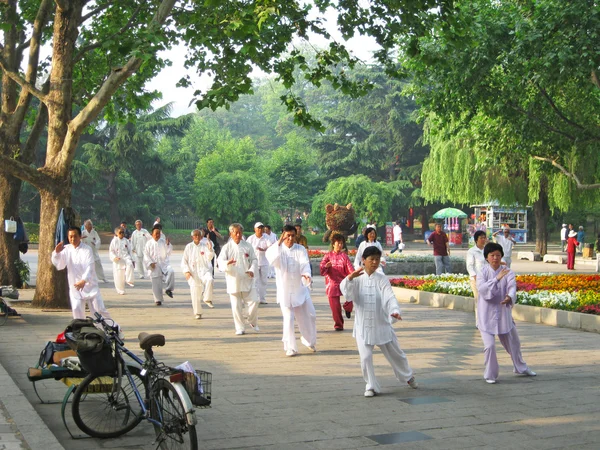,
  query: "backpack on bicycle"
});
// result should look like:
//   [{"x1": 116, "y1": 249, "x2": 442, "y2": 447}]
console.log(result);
[{"x1": 64, "y1": 319, "x2": 117, "y2": 376}]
